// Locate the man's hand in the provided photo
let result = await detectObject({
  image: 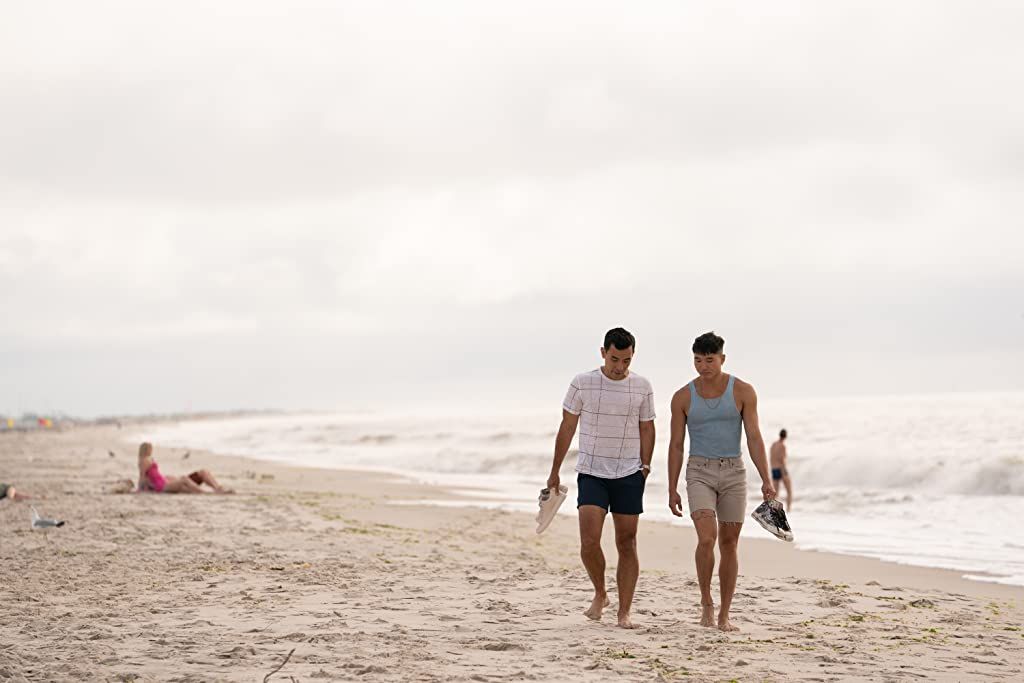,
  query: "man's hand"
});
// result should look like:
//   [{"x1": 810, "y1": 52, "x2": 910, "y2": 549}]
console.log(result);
[
  {"x1": 547, "y1": 473, "x2": 561, "y2": 491},
  {"x1": 761, "y1": 479, "x2": 777, "y2": 501},
  {"x1": 669, "y1": 490, "x2": 684, "y2": 517}
]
